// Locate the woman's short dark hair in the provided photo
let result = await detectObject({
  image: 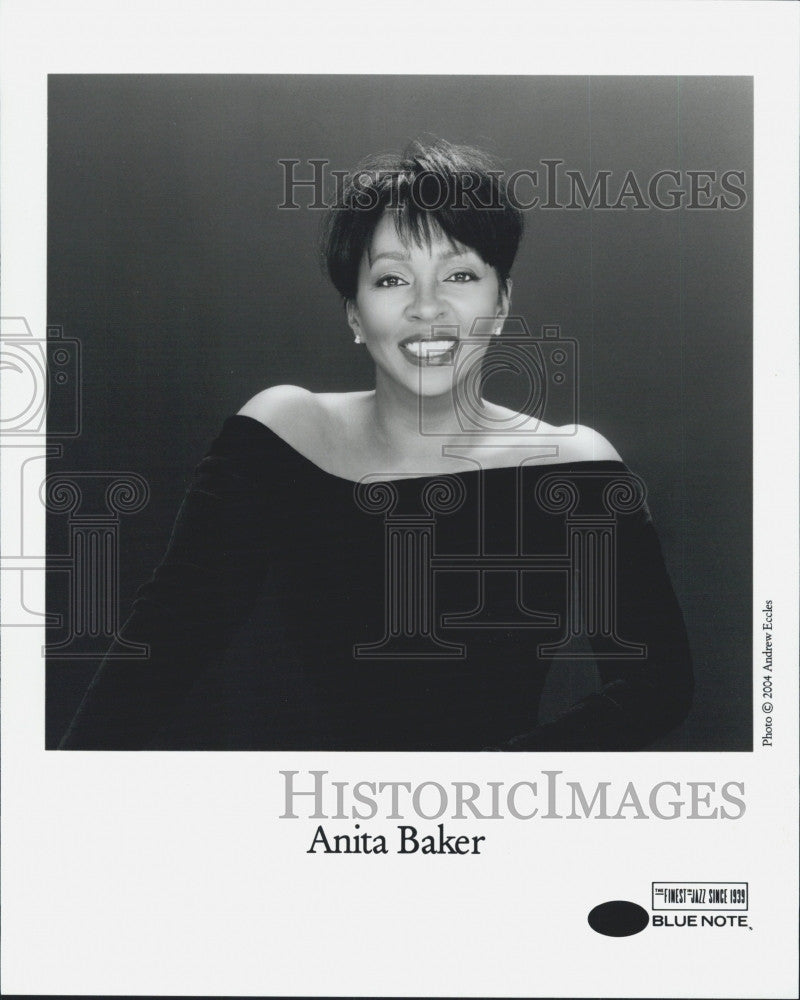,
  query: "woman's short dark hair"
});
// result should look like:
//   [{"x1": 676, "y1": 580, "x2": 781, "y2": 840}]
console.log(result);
[{"x1": 320, "y1": 136, "x2": 524, "y2": 302}]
